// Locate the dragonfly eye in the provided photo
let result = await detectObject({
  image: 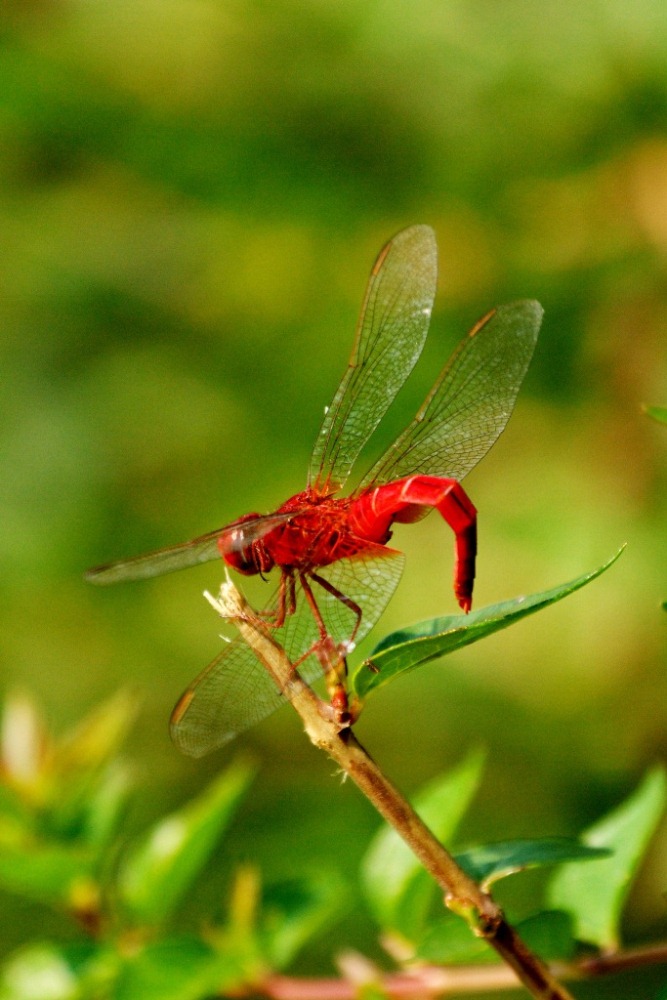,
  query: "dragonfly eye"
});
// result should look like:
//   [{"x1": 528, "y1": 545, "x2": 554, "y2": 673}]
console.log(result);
[
  {"x1": 223, "y1": 545, "x2": 260, "y2": 575},
  {"x1": 219, "y1": 514, "x2": 274, "y2": 576}
]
